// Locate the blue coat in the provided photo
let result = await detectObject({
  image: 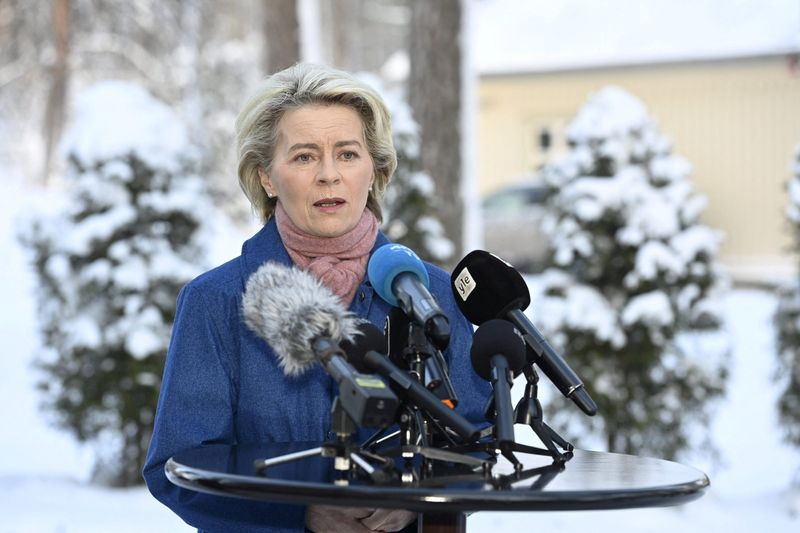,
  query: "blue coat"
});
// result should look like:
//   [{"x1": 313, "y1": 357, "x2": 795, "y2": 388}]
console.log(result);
[{"x1": 143, "y1": 219, "x2": 491, "y2": 532}]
